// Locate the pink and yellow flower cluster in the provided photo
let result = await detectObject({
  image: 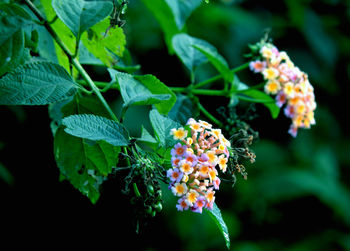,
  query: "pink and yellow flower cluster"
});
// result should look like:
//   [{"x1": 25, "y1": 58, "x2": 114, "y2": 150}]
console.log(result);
[
  {"x1": 249, "y1": 43, "x2": 316, "y2": 137},
  {"x1": 167, "y1": 118, "x2": 230, "y2": 213}
]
